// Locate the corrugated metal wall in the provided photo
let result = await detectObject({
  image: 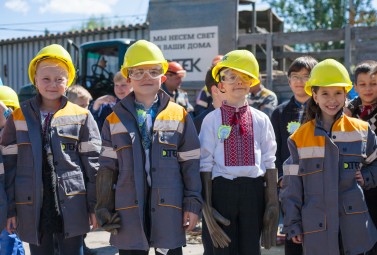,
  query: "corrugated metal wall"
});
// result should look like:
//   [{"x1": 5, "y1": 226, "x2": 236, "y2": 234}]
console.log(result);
[{"x1": 0, "y1": 23, "x2": 149, "y2": 93}]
